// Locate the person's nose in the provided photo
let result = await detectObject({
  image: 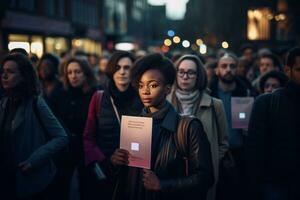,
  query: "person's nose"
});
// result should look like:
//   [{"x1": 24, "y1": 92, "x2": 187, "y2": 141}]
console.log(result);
[
  {"x1": 119, "y1": 67, "x2": 126, "y2": 75},
  {"x1": 141, "y1": 86, "x2": 150, "y2": 95}
]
